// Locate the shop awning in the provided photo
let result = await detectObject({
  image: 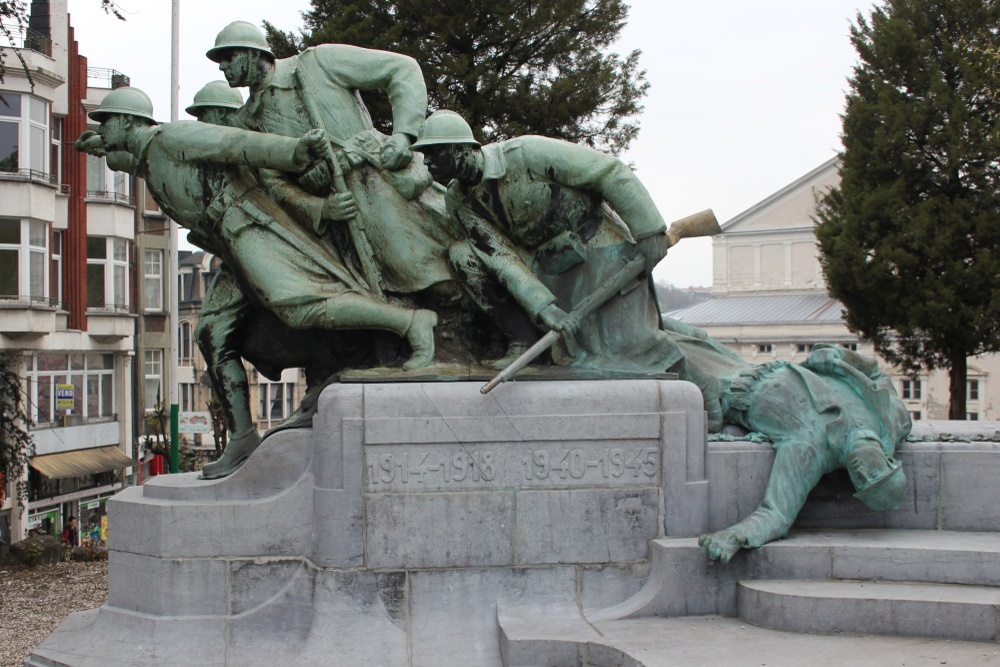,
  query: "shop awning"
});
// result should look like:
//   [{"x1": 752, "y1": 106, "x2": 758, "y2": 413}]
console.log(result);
[{"x1": 29, "y1": 446, "x2": 133, "y2": 480}]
